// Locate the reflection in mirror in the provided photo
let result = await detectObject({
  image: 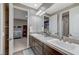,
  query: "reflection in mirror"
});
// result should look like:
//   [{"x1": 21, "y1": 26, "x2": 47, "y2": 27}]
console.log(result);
[
  {"x1": 62, "y1": 12, "x2": 69, "y2": 37},
  {"x1": 44, "y1": 16, "x2": 49, "y2": 34}
]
